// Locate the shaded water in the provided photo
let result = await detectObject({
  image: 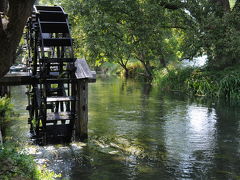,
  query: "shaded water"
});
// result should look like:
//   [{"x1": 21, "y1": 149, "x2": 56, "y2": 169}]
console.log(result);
[{"x1": 8, "y1": 76, "x2": 240, "y2": 179}]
